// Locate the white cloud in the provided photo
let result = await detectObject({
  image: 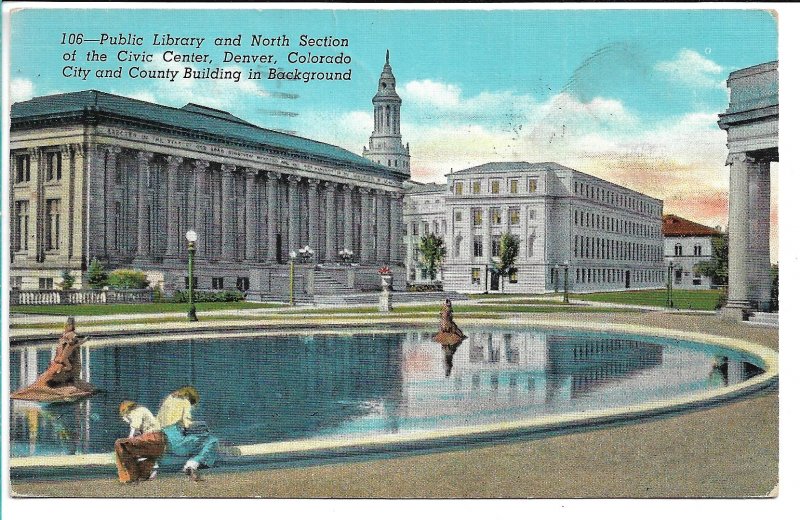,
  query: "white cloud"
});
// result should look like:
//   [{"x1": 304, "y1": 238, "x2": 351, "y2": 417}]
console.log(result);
[
  {"x1": 10, "y1": 78, "x2": 34, "y2": 104},
  {"x1": 654, "y1": 49, "x2": 726, "y2": 89},
  {"x1": 401, "y1": 79, "x2": 462, "y2": 108}
]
